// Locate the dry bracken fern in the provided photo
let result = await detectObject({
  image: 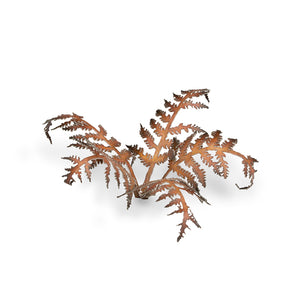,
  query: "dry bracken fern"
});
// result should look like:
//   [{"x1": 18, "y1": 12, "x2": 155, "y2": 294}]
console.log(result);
[{"x1": 43, "y1": 89, "x2": 257, "y2": 241}]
